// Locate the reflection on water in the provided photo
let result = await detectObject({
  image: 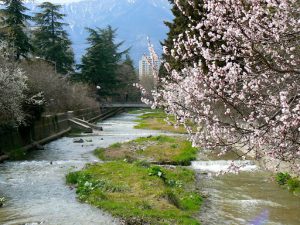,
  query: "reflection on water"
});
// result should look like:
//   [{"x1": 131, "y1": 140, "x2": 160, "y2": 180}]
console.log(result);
[{"x1": 0, "y1": 112, "x2": 299, "y2": 225}]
